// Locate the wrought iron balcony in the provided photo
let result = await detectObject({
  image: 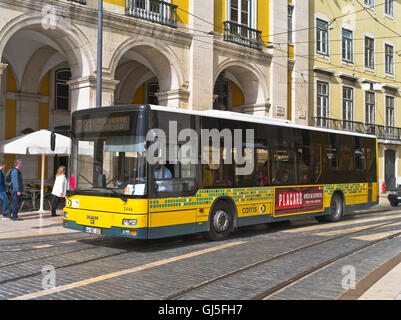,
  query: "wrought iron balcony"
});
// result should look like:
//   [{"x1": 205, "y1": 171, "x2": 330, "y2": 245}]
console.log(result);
[
  {"x1": 223, "y1": 21, "x2": 262, "y2": 51},
  {"x1": 312, "y1": 117, "x2": 401, "y2": 141},
  {"x1": 125, "y1": 0, "x2": 178, "y2": 28},
  {"x1": 65, "y1": 0, "x2": 86, "y2": 4}
]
